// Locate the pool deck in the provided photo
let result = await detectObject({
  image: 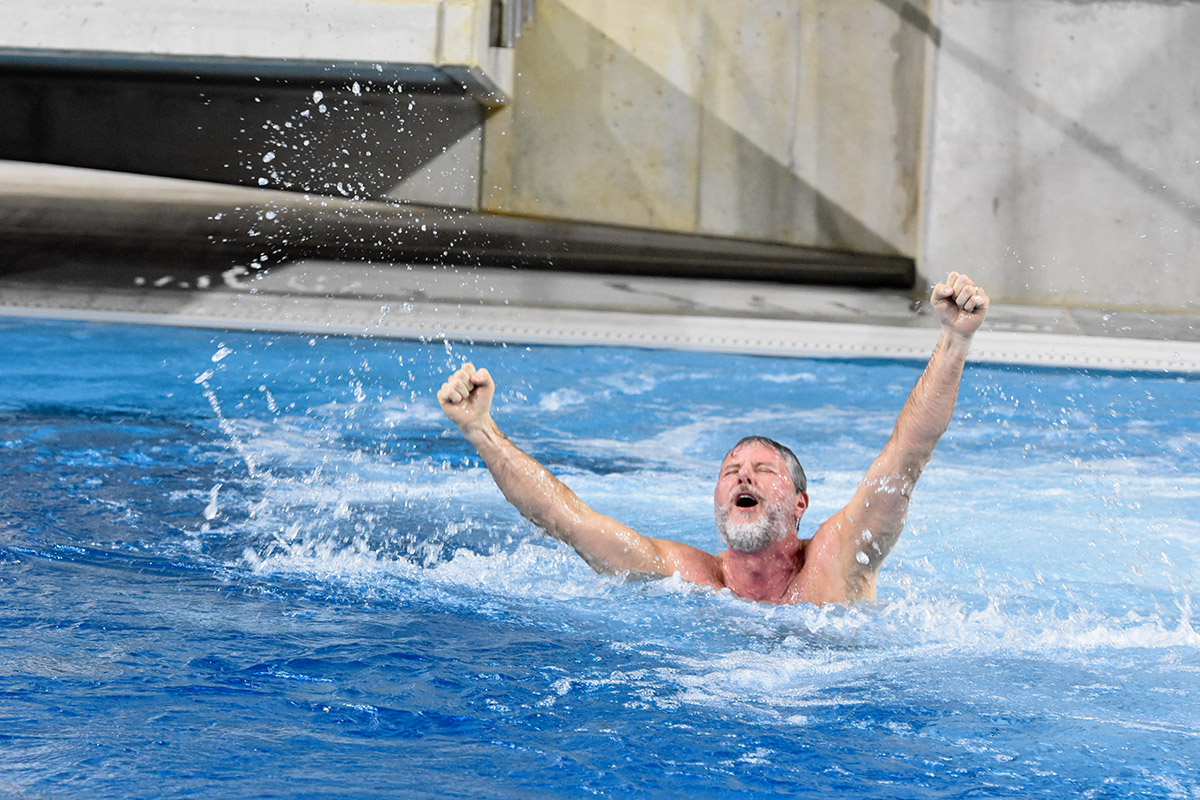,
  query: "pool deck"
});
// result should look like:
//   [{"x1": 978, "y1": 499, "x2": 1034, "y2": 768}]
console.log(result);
[
  {"x1": 2, "y1": 162, "x2": 1199, "y2": 372},
  {"x1": 3, "y1": 253, "x2": 1199, "y2": 372}
]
